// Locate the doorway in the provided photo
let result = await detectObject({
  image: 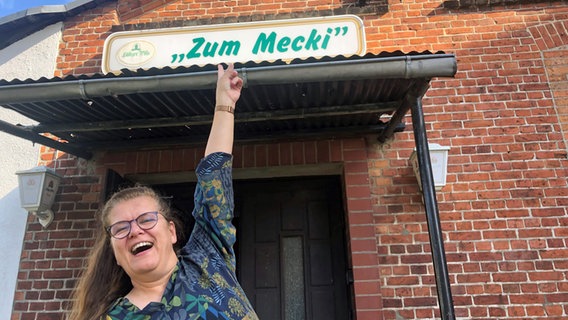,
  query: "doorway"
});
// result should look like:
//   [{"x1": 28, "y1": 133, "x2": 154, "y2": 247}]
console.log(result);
[
  {"x1": 236, "y1": 176, "x2": 351, "y2": 320},
  {"x1": 153, "y1": 175, "x2": 352, "y2": 319}
]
